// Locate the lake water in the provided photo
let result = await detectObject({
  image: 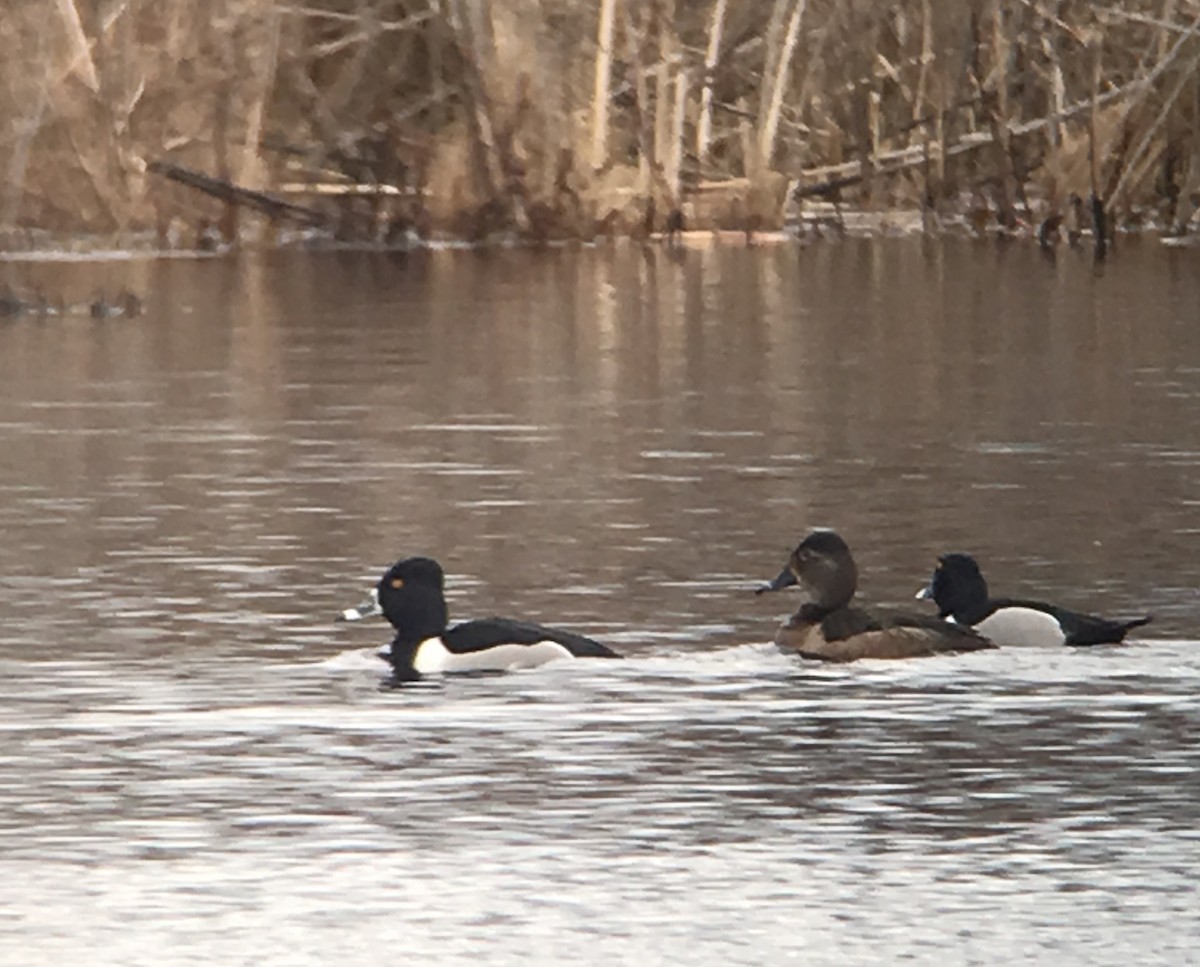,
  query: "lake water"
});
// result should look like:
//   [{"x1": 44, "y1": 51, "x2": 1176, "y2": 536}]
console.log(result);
[{"x1": 1, "y1": 238, "x2": 1198, "y2": 965}]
